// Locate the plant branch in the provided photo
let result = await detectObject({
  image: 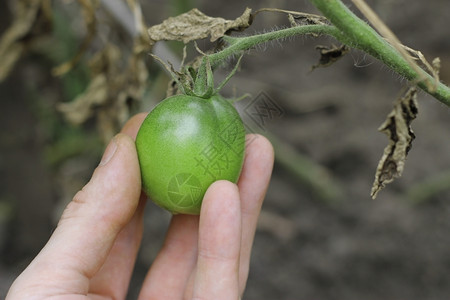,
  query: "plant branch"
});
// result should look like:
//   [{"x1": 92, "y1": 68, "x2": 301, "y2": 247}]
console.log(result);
[
  {"x1": 202, "y1": 1, "x2": 450, "y2": 106},
  {"x1": 308, "y1": 0, "x2": 450, "y2": 106},
  {"x1": 208, "y1": 24, "x2": 343, "y2": 67},
  {"x1": 406, "y1": 170, "x2": 450, "y2": 203},
  {"x1": 265, "y1": 132, "x2": 346, "y2": 204}
]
